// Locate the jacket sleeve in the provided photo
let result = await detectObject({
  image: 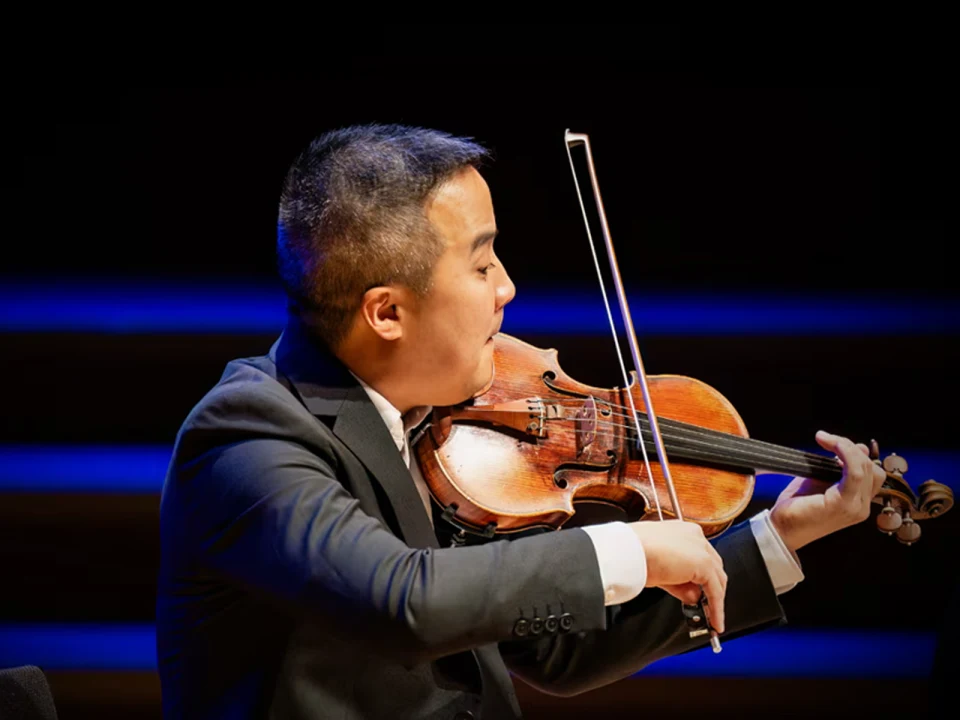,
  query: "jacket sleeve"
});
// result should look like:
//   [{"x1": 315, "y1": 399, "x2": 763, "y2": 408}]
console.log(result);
[
  {"x1": 497, "y1": 519, "x2": 787, "y2": 696},
  {"x1": 164, "y1": 432, "x2": 609, "y2": 665}
]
